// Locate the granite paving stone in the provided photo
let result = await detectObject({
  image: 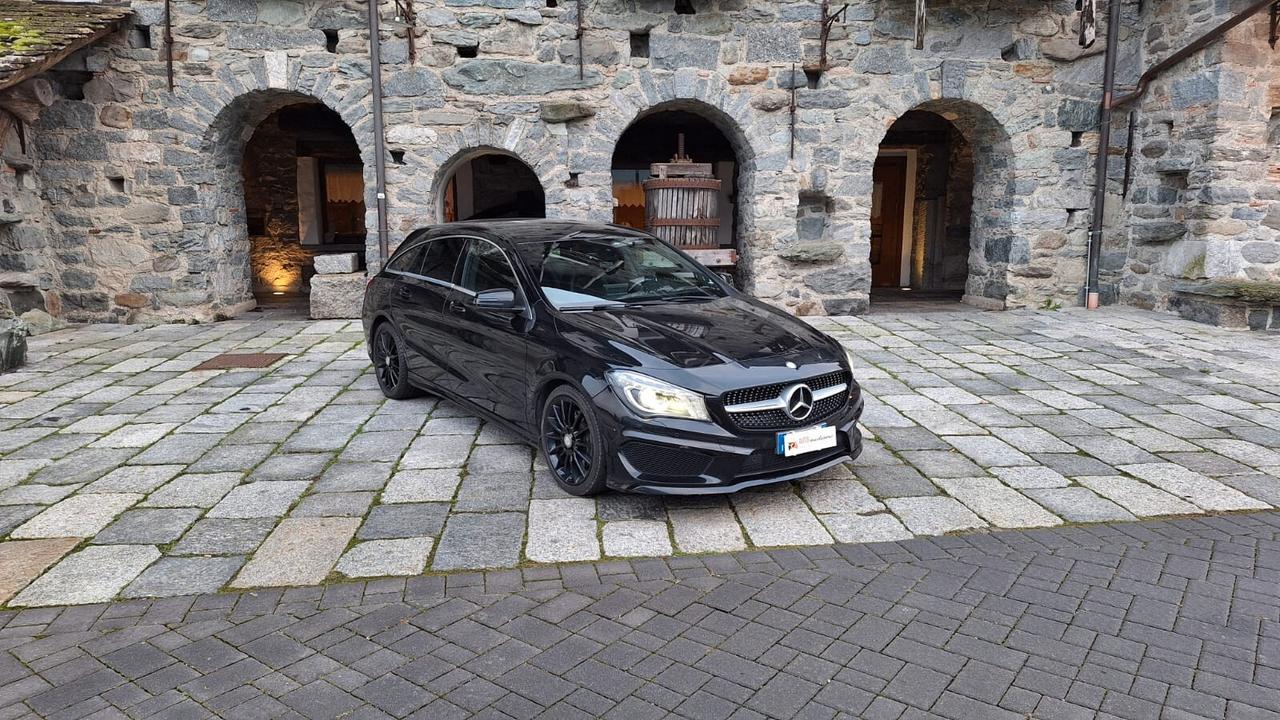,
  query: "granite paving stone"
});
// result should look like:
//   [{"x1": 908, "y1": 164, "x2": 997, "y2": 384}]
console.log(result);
[
  {"x1": 231, "y1": 518, "x2": 360, "y2": 589},
  {"x1": 248, "y1": 453, "x2": 332, "y2": 482},
  {"x1": 10, "y1": 545, "x2": 160, "y2": 606},
  {"x1": 819, "y1": 512, "x2": 914, "y2": 543},
  {"x1": 141, "y1": 472, "x2": 242, "y2": 508},
  {"x1": 667, "y1": 504, "x2": 747, "y2": 554},
  {"x1": 313, "y1": 462, "x2": 394, "y2": 493},
  {"x1": 82, "y1": 464, "x2": 185, "y2": 494},
  {"x1": 432, "y1": 512, "x2": 526, "y2": 571},
  {"x1": 290, "y1": 491, "x2": 376, "y2": 518},
  {"x1": 799, "y1": 478, "x2": 885, "y2": 514},
  {"x1": 171, "y1": 518, "x2": 279, "y2": 556},
  {"x1": 603, "y1": 520, "x2": 673, "y2": 557},
  {"x1": 335, "y1": 538, "x2": 435, "y2": 578},
  {"x1": 884, "y1": 496, "x2": 987, "y2": 535},
  {"x1": 10, "y1": 493, "x2": 142, "y2": 539},
  {"x1": 1076, "y1": 476, "x2": 1201, "y2": 517},
  {"x1": 1119, "y1": 463, "x2": 1271, "y2": 512},
  {"x1": 732, "y1": 489, "x2": 832, "y2": 547},
  {"x1": 1023, "y1": 487, "x2": 1139, "y2": 523},
  {"x1": 92, "y1": 508, "x2": 203, "y2": 545},
  {"x1": 933, "y1": 477, "x2": 1062, "y2": 528},
  {"x1": 382, "y1": 470, "x2": 461, "y2": 503},
  {"x1": 122, "y1": 556, "x2": 246, "y2": 598},
  {"x1": 206, "y1": 481, "x2": 310, "y2": 519},
  {"x1": 357, "y1": 503, "x2": 449, "y2": 540},
  {"x1": 0, "y1": 538, "x2": 80, "y2": 604},
  {"x1": 525, "y1": 498, "x2": 599, "y2": 564},
  {"x1": 453, "y1": 474, "x2": 530, "y2": 513}
]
